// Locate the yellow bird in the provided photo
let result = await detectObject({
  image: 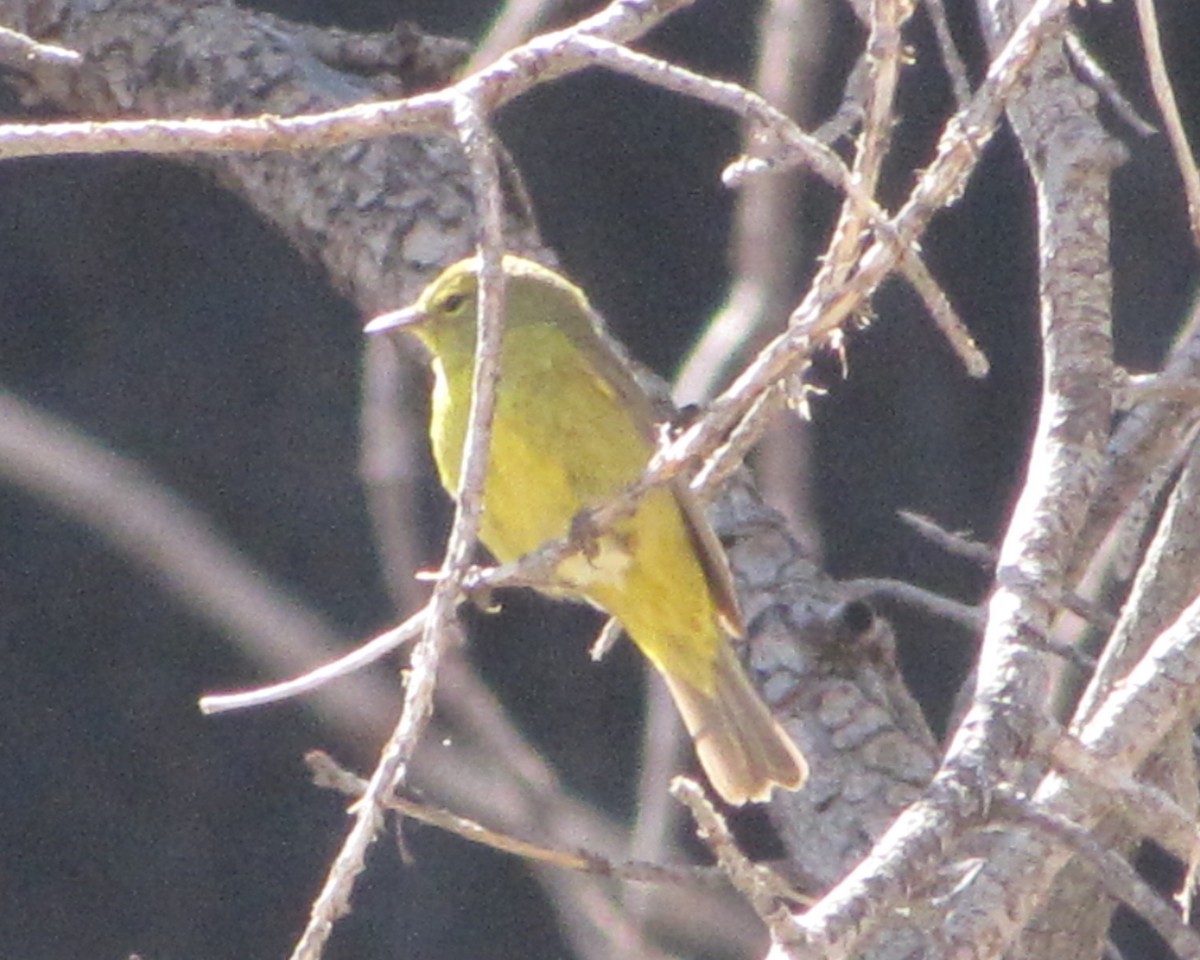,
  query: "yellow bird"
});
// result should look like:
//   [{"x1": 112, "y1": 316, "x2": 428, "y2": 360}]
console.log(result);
[{"x1": 366, "y1": 255, "x2": 807, "y2": 804}]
